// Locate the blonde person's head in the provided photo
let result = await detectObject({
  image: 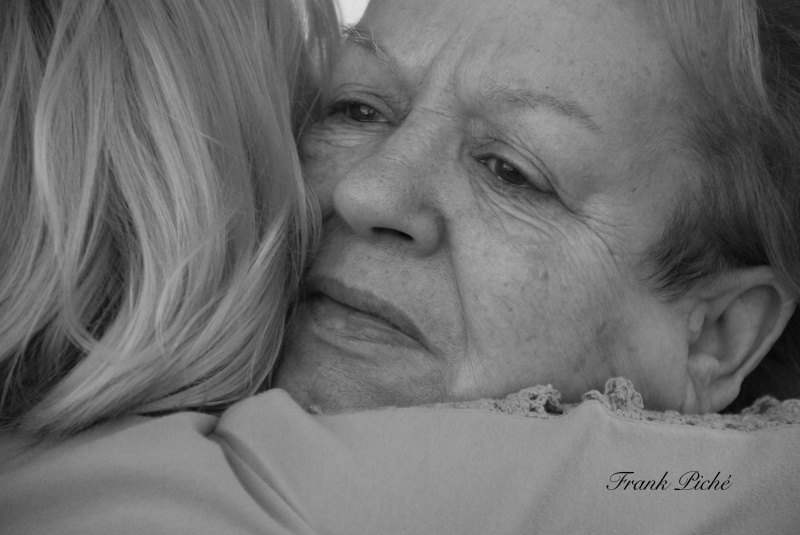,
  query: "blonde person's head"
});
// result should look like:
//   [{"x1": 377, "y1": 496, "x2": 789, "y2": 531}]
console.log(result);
[{"x1": 0, "y1": 0, "x2": 338, "y2": 437}]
